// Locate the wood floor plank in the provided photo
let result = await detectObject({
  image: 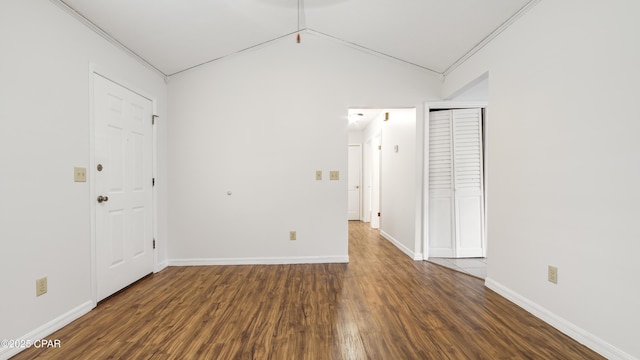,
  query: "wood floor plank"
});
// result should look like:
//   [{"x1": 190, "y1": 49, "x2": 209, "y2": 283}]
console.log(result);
[{"x1": 12, "y1": 222, "x2": 603, "y2": 359}]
